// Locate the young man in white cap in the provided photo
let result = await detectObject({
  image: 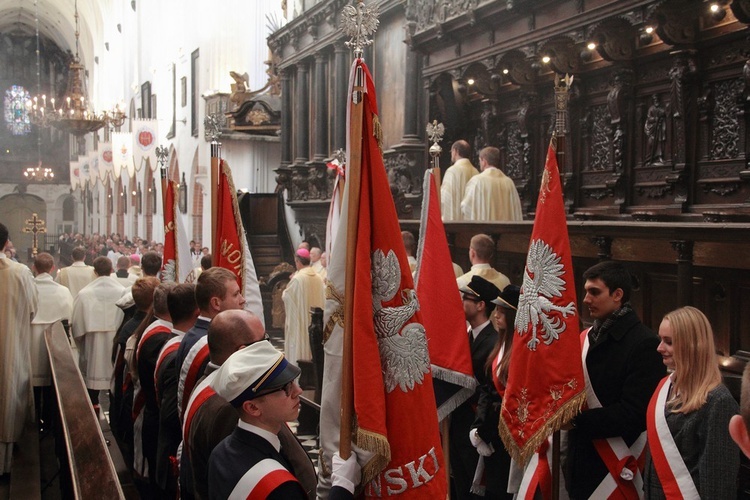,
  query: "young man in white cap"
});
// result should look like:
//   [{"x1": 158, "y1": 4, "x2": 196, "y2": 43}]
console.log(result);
[{"x1": 208, "y1": 341, "x2": 360, "y2": 499}]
